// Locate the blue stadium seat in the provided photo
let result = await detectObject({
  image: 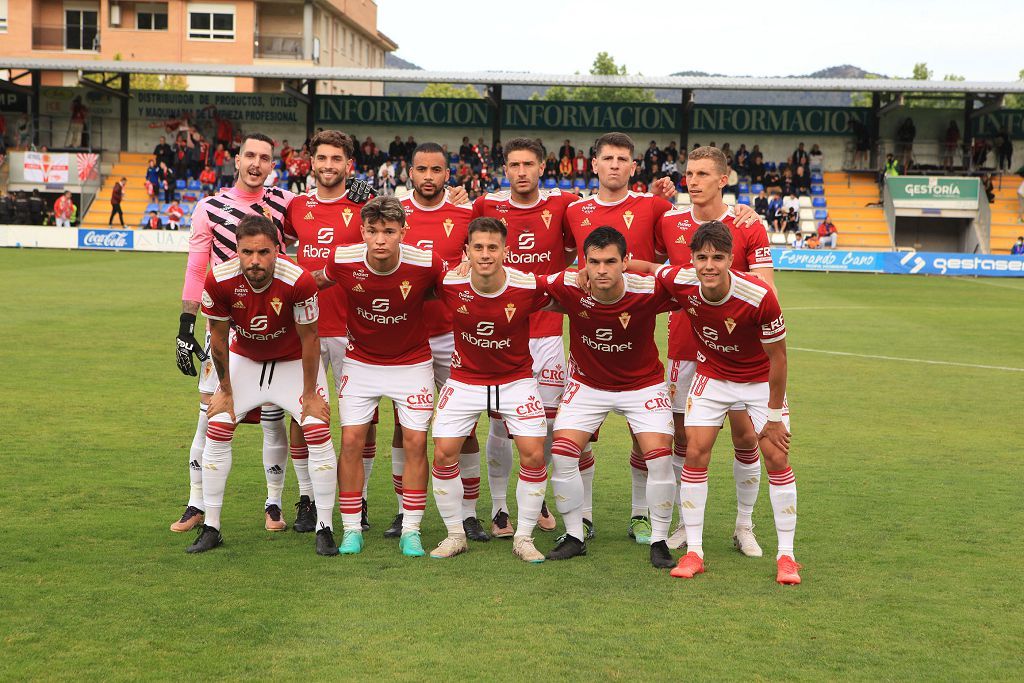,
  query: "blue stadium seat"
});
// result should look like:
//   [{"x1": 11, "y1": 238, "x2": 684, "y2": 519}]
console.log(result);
[
  {"x1": 737, "y1": 195, "x2": 752, "y2": 205},
  {"x1": 450, "y1": 153, "x2": 459, "y2": 164},
  {"x1": 812, "y1": 197, "x2": 826, "y2": 208},
  {"x1": 768, "y1": 162, "x2": 777, "y2": 172},
  {"x1": 543, "y1": 178, "x2": 557, "y2": 189},
  {"x1": 573, "y1": 178, "x2": 586, "y2": 190},
  {"x1": 738, "y1": 183, "x2": 749, "y2": 194},
  {"x1": 814, "y1": 209, "x2": 827, "y2": 220},
  {"x1": 558, "y1": 178, "x2": 572, "y2": 190},
  {"x1": 500, "y1": 177, "x2": 511, "y2": 188},
  {"x1": 811, "y1": 172, "x2": 824, "y2": 183},
  {"x1": 588, "y1": 177, "x2": 599, "y2": 190},
  {"x1": 175, "y1": 180, "x2": 185, "y2": 189},
  {"x1": 187, "y1": 180, "x2": 201, "y2": 190},
  {"x1": 449, "y1": 164, "x2": 458, "y2": 173},
  {"x1": 160, "y1": 203, "x2": 170, "y2": 213},
  {"x1": 145, "y1": 202, "x2": 160, "y2": 214},
  {"x1": 811, "y1": 185, "x2": 824, "y2": 196},
  {"x1": 751, "y1": 183, "x2": 764, "y2": 194}
]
